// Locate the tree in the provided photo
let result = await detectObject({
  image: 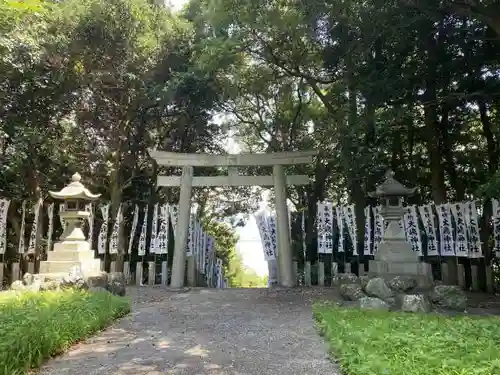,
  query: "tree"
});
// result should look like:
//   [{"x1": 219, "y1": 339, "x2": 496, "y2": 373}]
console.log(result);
[{"x1": 184, "y1": 0, "x2": 500, "y2": 265}]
